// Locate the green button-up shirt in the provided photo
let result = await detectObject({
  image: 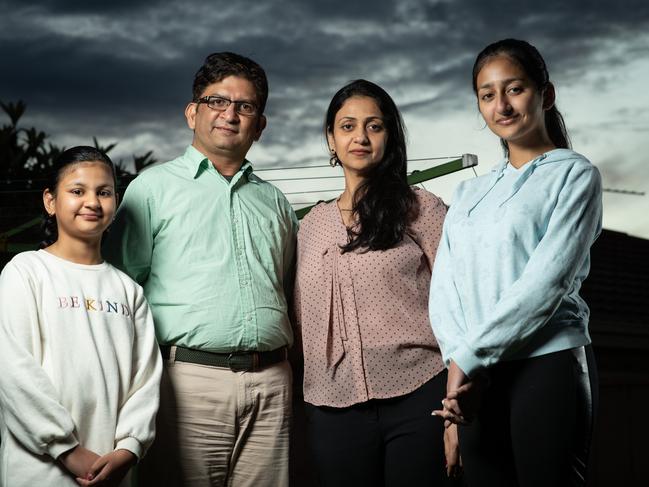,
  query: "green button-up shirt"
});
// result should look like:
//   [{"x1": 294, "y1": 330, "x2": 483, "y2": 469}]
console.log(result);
[{"x1": 104, "y1": 145, "x2": 298, "y2": 352}]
